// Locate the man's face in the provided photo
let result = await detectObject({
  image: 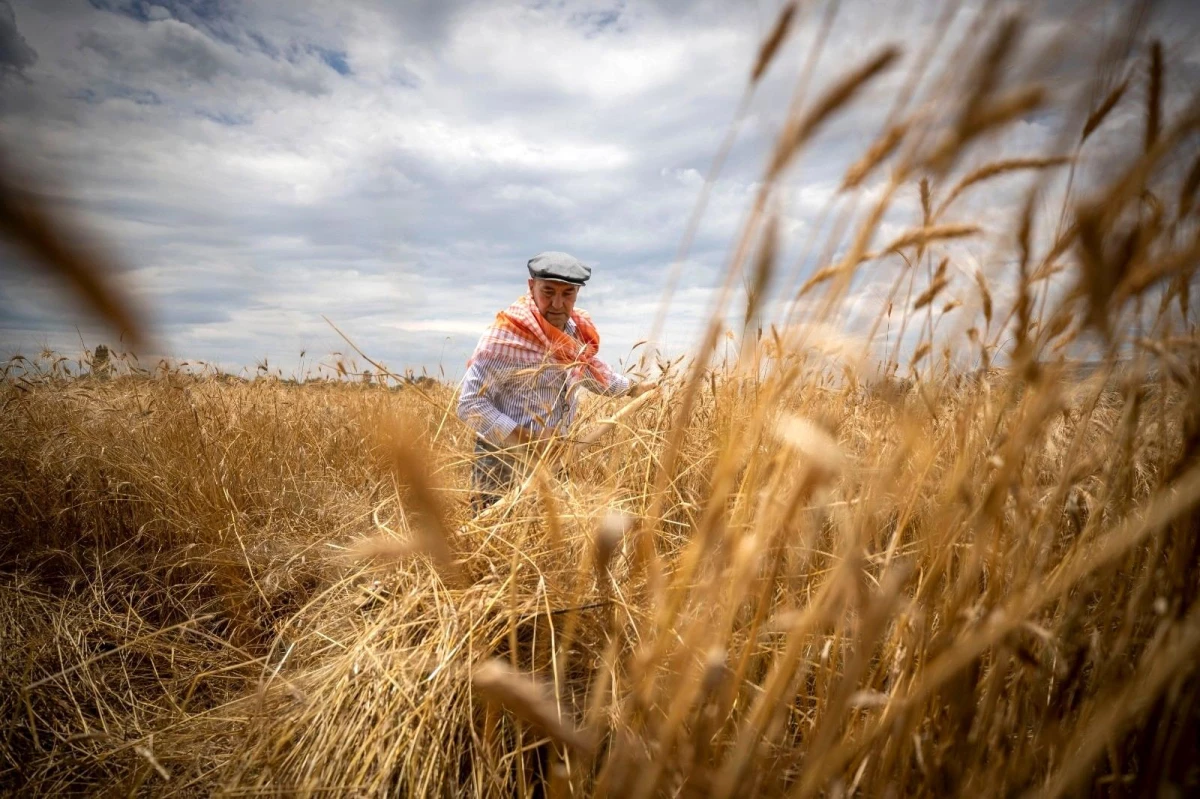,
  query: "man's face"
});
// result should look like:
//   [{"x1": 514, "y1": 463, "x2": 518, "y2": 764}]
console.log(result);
[{"x1": 528, "y1": 278, "x2": 579, "y2": 330}]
